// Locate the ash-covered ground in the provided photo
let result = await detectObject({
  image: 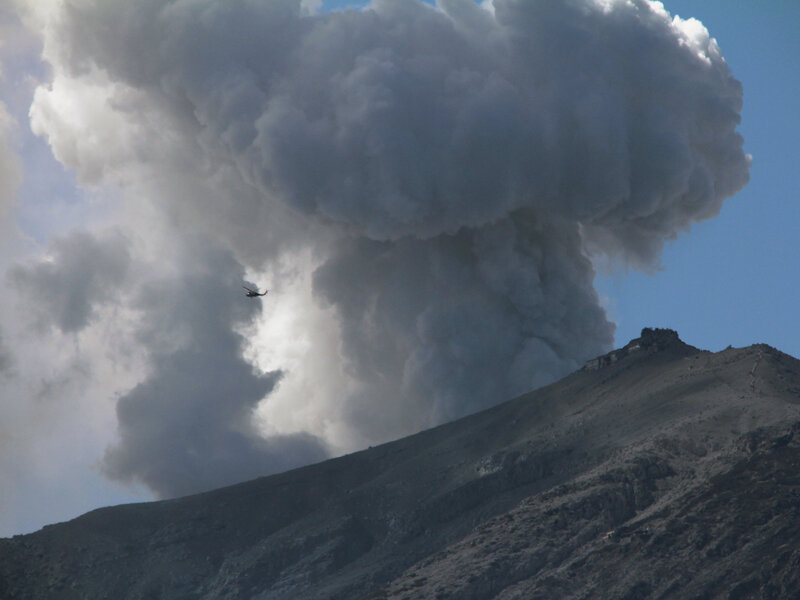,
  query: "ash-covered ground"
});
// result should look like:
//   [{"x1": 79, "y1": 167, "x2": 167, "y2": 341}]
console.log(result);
[{"x1": 3, "y1": 328, "x2": 800, "y2": 600}]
